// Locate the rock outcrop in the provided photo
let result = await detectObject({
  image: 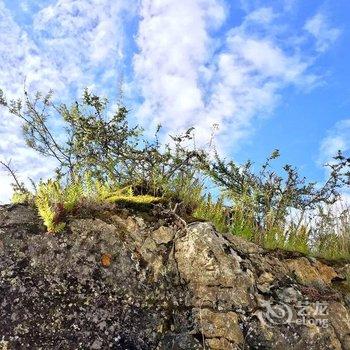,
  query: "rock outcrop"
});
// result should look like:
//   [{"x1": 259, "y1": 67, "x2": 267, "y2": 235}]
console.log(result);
[{"x1": 0, "y1": 204, "x2": 349, "y2": 349}]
